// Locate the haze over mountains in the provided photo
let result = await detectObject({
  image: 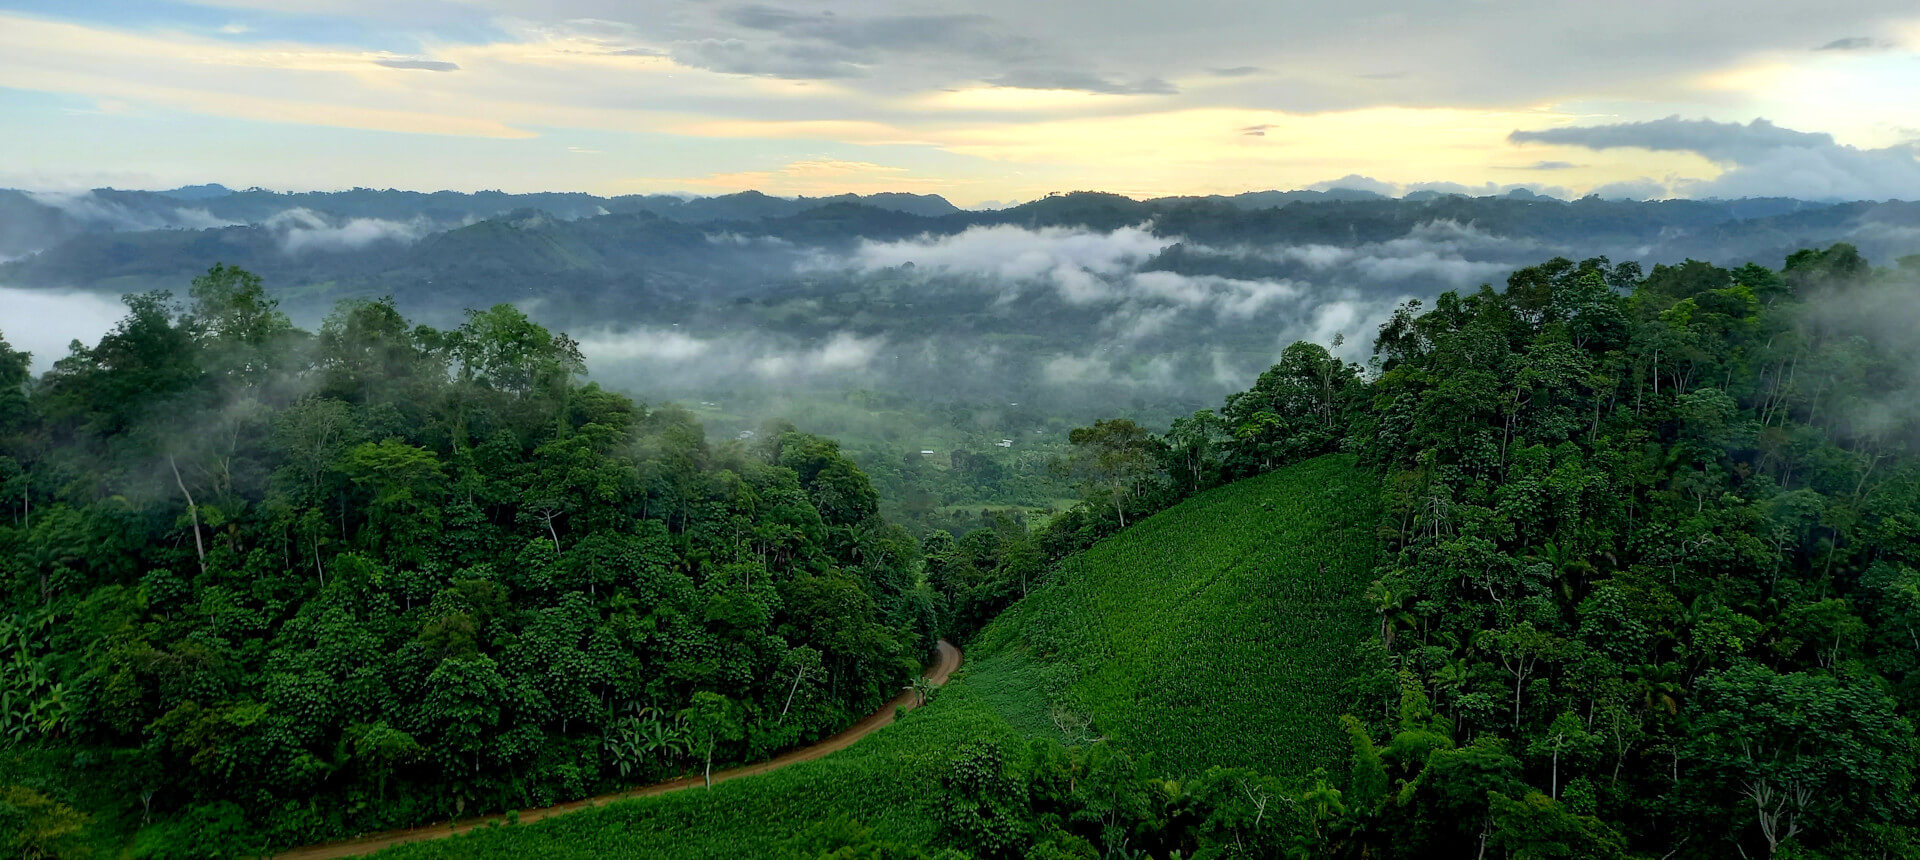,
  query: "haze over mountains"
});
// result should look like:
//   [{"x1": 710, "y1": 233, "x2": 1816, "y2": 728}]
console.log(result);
[{"x1": 6, "y1": 183, "x2": 1919, "y2": 416}]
